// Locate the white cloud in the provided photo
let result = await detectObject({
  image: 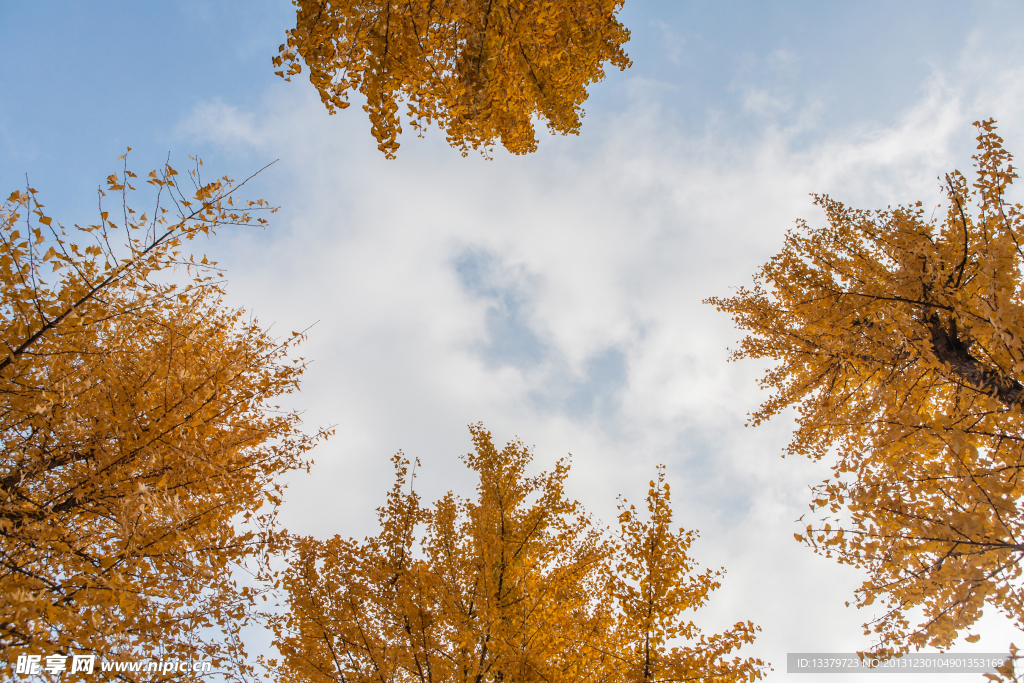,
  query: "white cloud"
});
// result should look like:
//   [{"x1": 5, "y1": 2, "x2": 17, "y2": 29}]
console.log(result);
[
  {"x1": 178, "y1": 99, "x2": 267, "y2": 149},
  {"x1": 743, "y1": 88, "x2": 792, "y2": 116},
  {"x1": 177, "y1": 24, "x2": 1024, "y2": 680}
]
